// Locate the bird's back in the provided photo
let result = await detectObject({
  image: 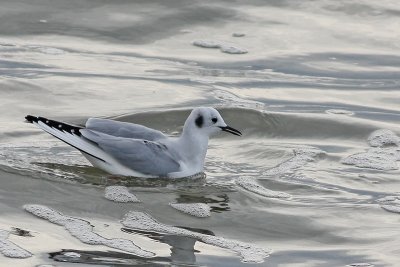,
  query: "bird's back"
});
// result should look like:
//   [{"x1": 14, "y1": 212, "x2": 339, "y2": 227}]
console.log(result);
[{"x1": 86, "y1": 118, "x2": 166, "y2": 141}]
